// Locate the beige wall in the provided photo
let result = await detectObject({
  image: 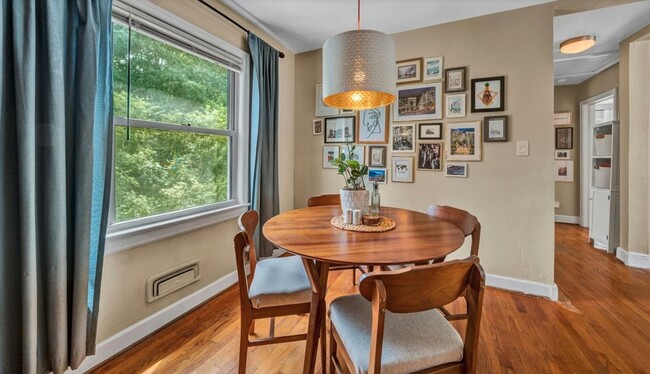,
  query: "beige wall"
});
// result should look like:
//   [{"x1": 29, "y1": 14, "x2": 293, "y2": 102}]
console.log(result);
[
  {"x1": 554, "y1": 85, "x2": 581, "y2": 216},
  {"x1": 294, "y1": 4, "x2": 556, "y2": 284},
  {"x1": 580, "y1": 63, "x2": 620, "y2": 100},
  {"x1": 97, "y1": 0, "x2": 295, "y2": 341}
]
